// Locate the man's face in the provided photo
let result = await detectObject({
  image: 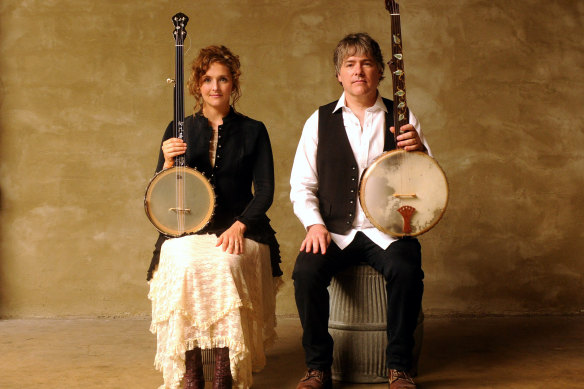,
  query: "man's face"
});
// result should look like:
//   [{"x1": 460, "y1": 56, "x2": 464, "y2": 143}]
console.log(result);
[{"x1": 337, "y1": 53, "x2": 382, "y2": 100}]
